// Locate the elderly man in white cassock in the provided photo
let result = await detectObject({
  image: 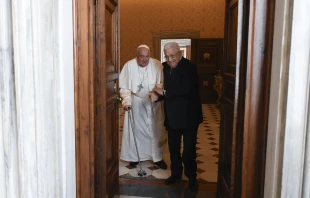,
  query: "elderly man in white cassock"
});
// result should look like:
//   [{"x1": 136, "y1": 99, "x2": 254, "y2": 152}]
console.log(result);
[{"x1": 119, "y1": 44, "x2": 167, "y2": 169}]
